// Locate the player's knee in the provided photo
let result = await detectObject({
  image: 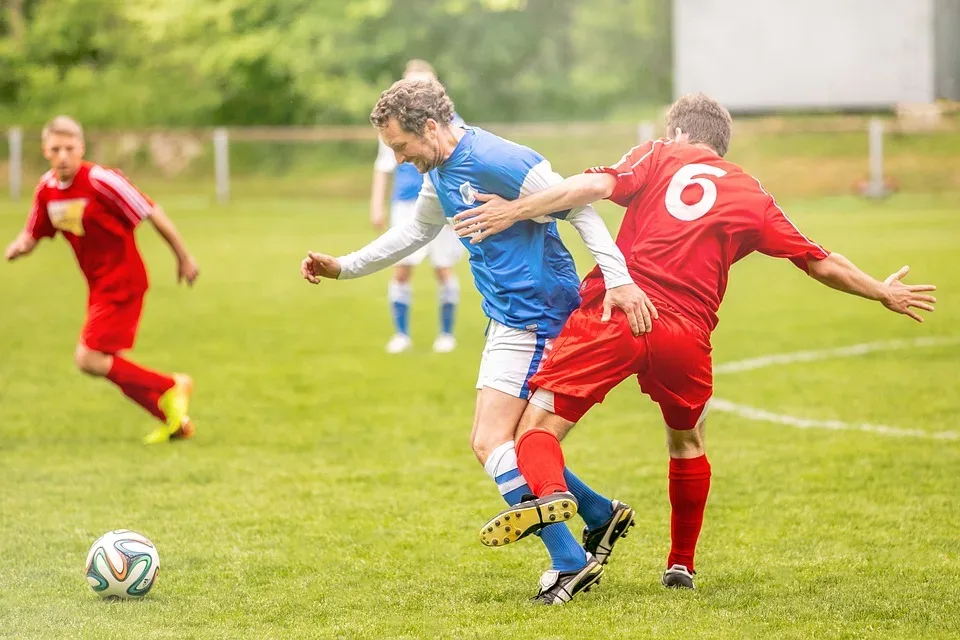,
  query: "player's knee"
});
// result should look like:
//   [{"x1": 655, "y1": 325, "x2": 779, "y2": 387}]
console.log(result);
[
  {"x1": 392, "y1": 267, "x2": 412, "y2": 284},
  {"x1": 665, "y1": 425, "x2": 705, "y2": 457},
  {"x1": 74, "y1": 345, "x2": 108, "y2": 376}
]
